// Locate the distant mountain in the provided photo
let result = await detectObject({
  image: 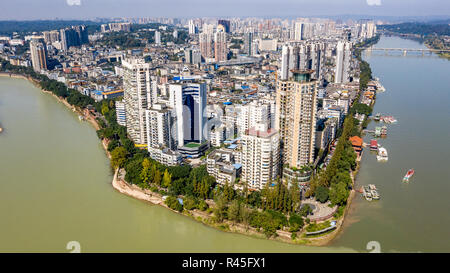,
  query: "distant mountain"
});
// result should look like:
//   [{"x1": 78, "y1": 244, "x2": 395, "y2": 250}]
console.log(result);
[
  {"x1": 271, "y1": 14, "x2": 450, "y2": 24},
  {"x1": 0, "y1": 20, "x2": 101, "y2": 36}
]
